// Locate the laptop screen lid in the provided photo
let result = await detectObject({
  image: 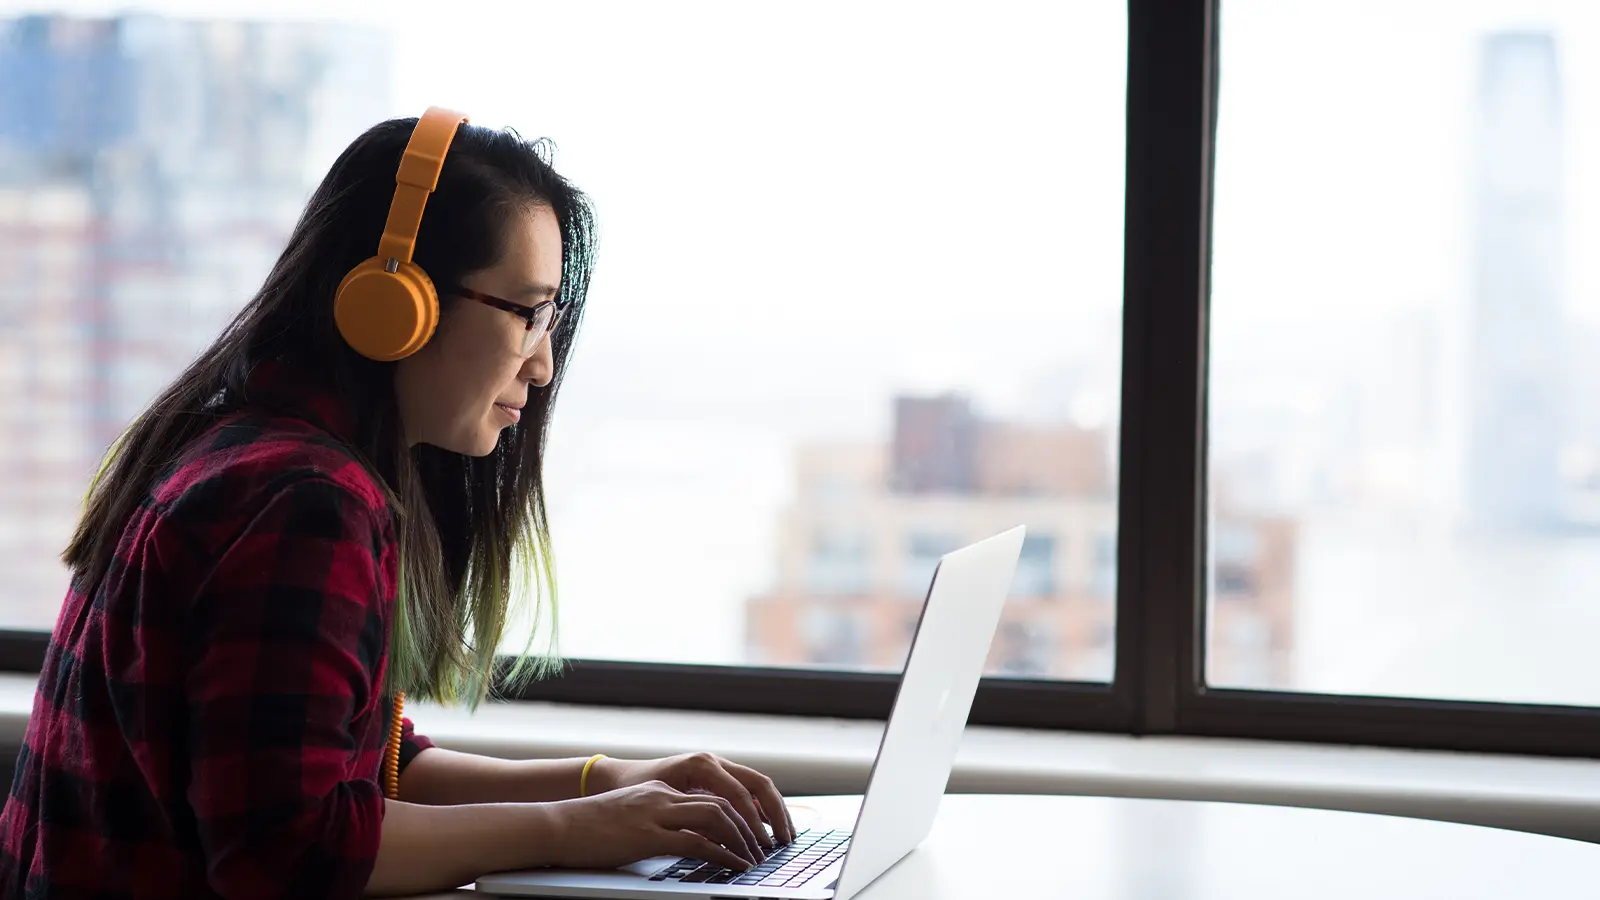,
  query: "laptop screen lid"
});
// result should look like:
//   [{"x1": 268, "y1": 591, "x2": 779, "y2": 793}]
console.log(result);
[{"x1": 828, "y1": 525, "x2": 1025, "y2": 900}]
